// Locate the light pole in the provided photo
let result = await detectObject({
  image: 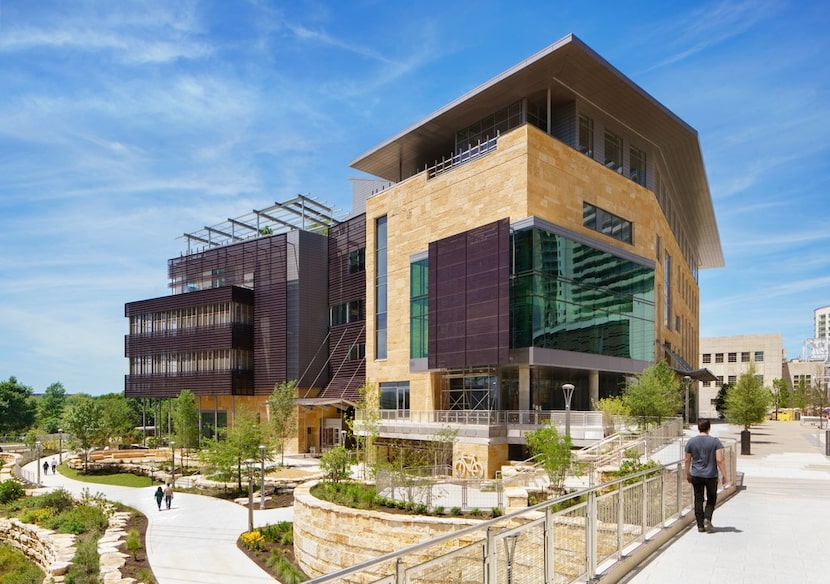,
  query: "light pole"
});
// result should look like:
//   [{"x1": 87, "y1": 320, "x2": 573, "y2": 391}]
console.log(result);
[
  {"x1": 35, "y1": 441, "x2": 42, "y2": 486},
  {"x1": 58, "y1": 429, "x2": 63, "y2": 465},
  {"x1": 562, "y1": 384, "x2": 575, "y2": 439},
  {"x1": 259, "y1": 445, "x2": 266, "y2": 510},
  {"x1": 169, "y1": 441, "x2": 176, "y2": 487},
  {"x1": 683, "y1": 376, "x2": 691, "y2": 425},
  {"x1": 244, "y1": 458, "x2": 257, "y2": 533}
]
